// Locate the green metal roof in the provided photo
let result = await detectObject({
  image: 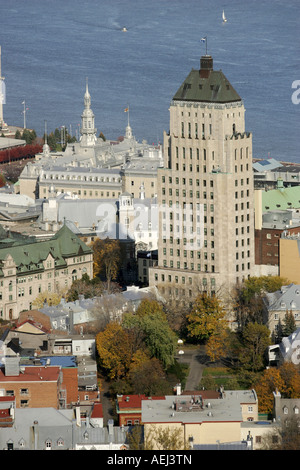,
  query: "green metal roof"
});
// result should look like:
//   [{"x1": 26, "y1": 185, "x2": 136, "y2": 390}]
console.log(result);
[
  {"x1": 261, "y1": 185, "x2": 300, "y2": 212},
  {"x1": 0, "y1": 224, "x2": 92, "y2": 275},
  {"x1": 172, "y1": 69, "x2": 242, "y2": 104}
]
